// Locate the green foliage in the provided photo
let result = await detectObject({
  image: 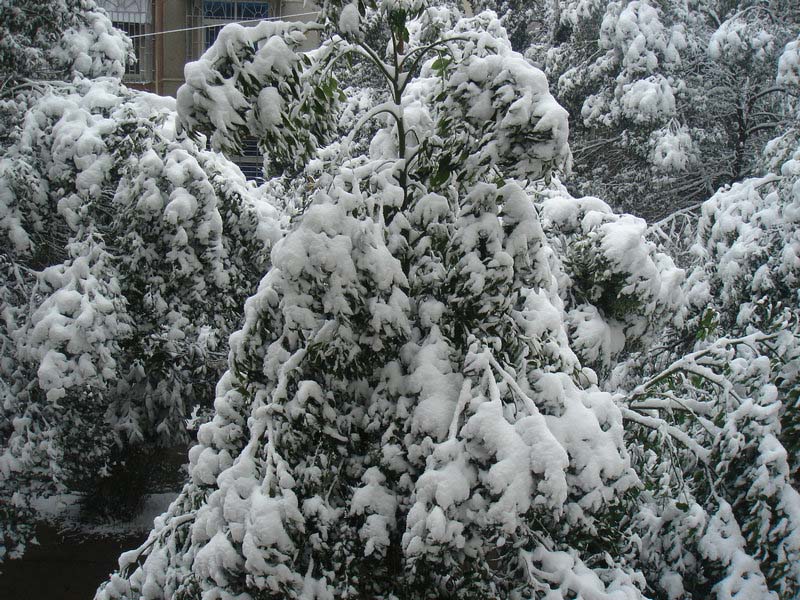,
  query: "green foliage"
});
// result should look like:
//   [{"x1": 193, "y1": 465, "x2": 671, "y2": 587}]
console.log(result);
[
  {"x1": 566, "y1": 236, "x2": 644, "y2": 321},
  {"x1": 176, "y1": 20, "x2": 341, "y2": 176},
  {"x1": 0, "y1": 75, "x2": 278, "y2": 562}
]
